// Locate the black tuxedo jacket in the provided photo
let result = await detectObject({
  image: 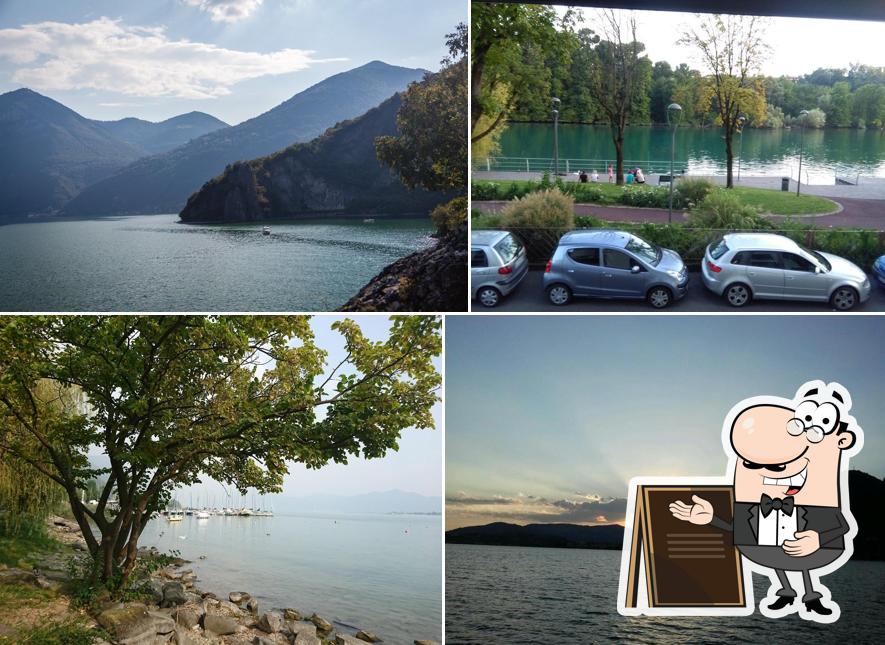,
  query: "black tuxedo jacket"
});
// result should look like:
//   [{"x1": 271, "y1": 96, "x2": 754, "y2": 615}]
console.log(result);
[{"x1": 711, "y1": 501, "x2": 849, "y2": 549}]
